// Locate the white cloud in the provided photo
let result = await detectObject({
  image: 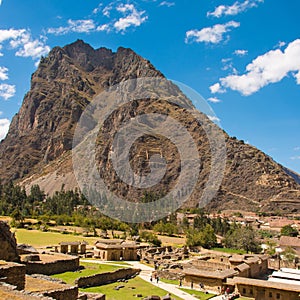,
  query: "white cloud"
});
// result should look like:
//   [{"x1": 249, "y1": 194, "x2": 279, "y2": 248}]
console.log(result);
[
  {"x1": 210, "y1": 82, "x2": 226, "y2": 94},
  {"x1": 277, "y1": 41, "x2": 286, "y2": 48},
  {"x1": 0, "y1": 118, "x2": 10, "y2": 141},
  {"x1": 294, "y1": 147, "x2": 300, "y2": 151},
  {"x1": 0, "y1": 66, "x2": 8, "y2": 80},
  {"x1": 103, "y1": 4, "x2": 113, "y2": 17},
  {"x1": 0, "y1": 84, "x2": 15, "y2": 100},
  {"x1": 159, "y1": 1, "x2": 175, "y2": 7},
  {"x1": 48, "y1": 19, "x2": 96, "y2": 35},
  {"x1": 0, "y1": 29, "x2": 49, "y2": 60},
  {"x1": 291, "y1": 156, "x2": 300, "y2": 160},
  {"x1": 185, "y1": 21, "x2": 240, "y2": 44},
  {"x1": 234, "y1": 49, "x2": 248, "y2": 56},
  {"x1": 212, "y1": 39, "x2": 300, "y2": 96},
  {"x1": 0, "y1": 28, "x2": 26, "y2": 43},
  {"x1": 207, "y1": 0, "x2": 263, "y2": 18},
  {"x1": 96, "y1": 24, "x2": 110, "y2": 32},
  {"x1": 207, "y1": 97, "x2": 221, "y2": 103},
  {"x1": 15, "y1": 38, "x2": 50, "y2": 59},
  {"x1": 0, "y1": 0, "x2": 2, "y2": 5},
  {"x1": 114, "y1": 4, "x2": 148, "y2": 32},
  {"x1": 208, "y1": 115, "x2": 221, "y2": 122}
]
